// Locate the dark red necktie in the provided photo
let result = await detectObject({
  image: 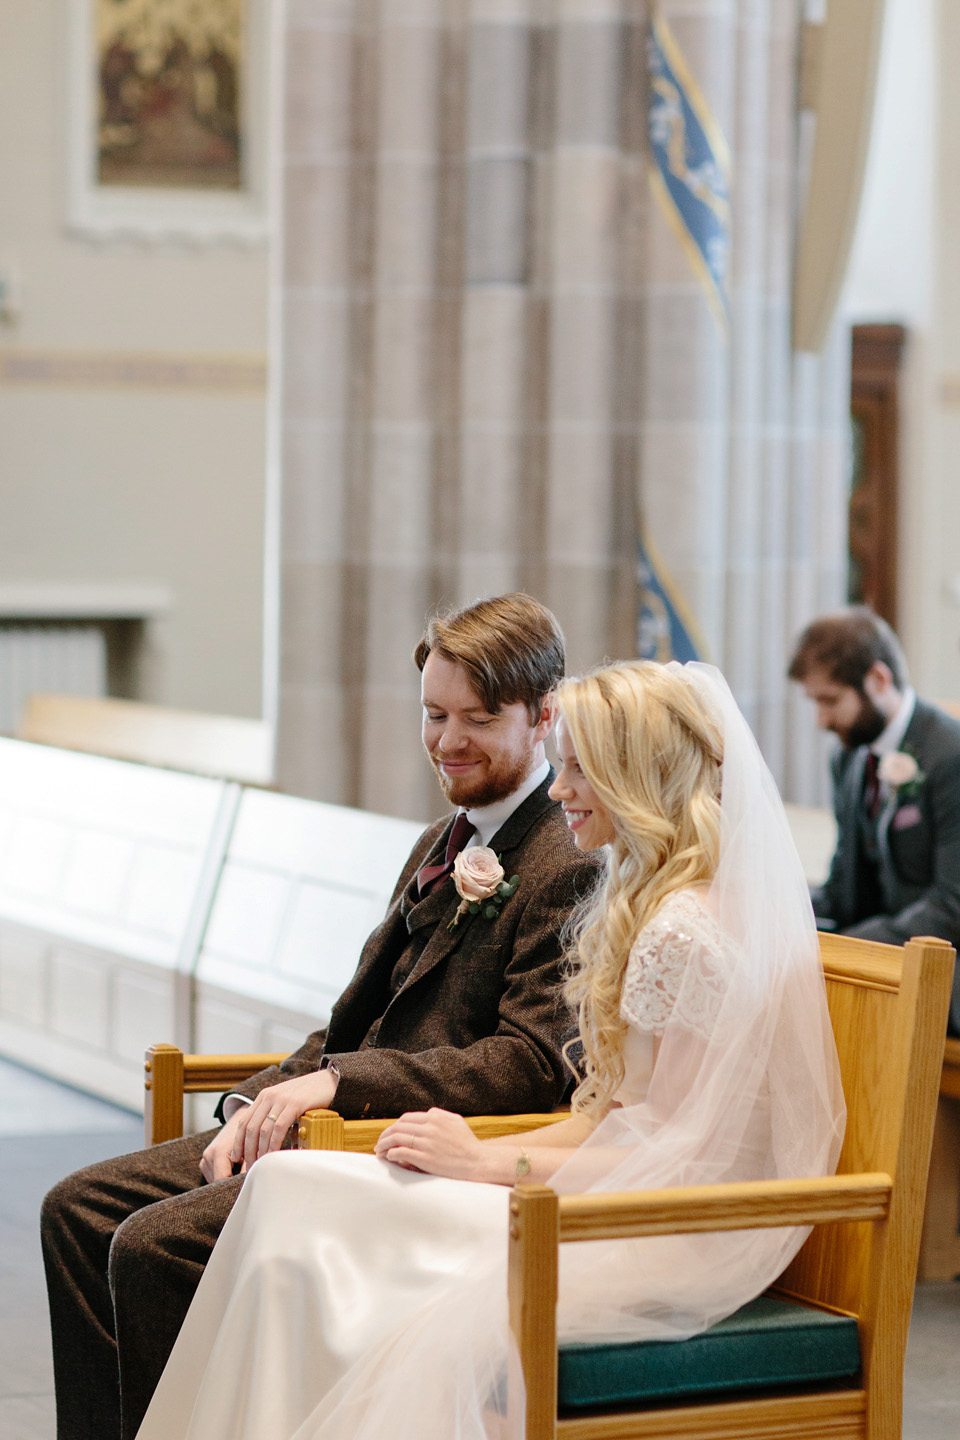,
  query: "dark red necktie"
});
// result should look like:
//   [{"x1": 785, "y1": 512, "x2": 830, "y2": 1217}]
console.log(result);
[
  {"x1": 416, "y1": 812, "x2": 476, "y2": 897},
  {"x1": 863, "y1": 752, "x2": 882, "y2": 820}
]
